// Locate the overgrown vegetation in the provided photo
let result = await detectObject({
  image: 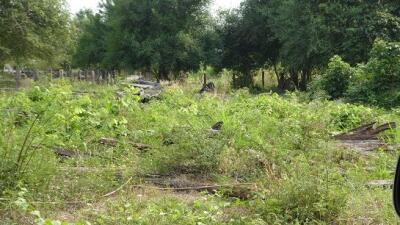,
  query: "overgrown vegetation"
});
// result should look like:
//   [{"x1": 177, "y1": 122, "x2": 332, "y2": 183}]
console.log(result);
[
  {"x1": 0, "y1": 77, "x2": 398, "y2": 224},
  {"x1": 314, "y1": 40, "x2": 400, "y2": 108},
  {"x1": 1, "y1": 0, "x2": 400, "y2": 224}
]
